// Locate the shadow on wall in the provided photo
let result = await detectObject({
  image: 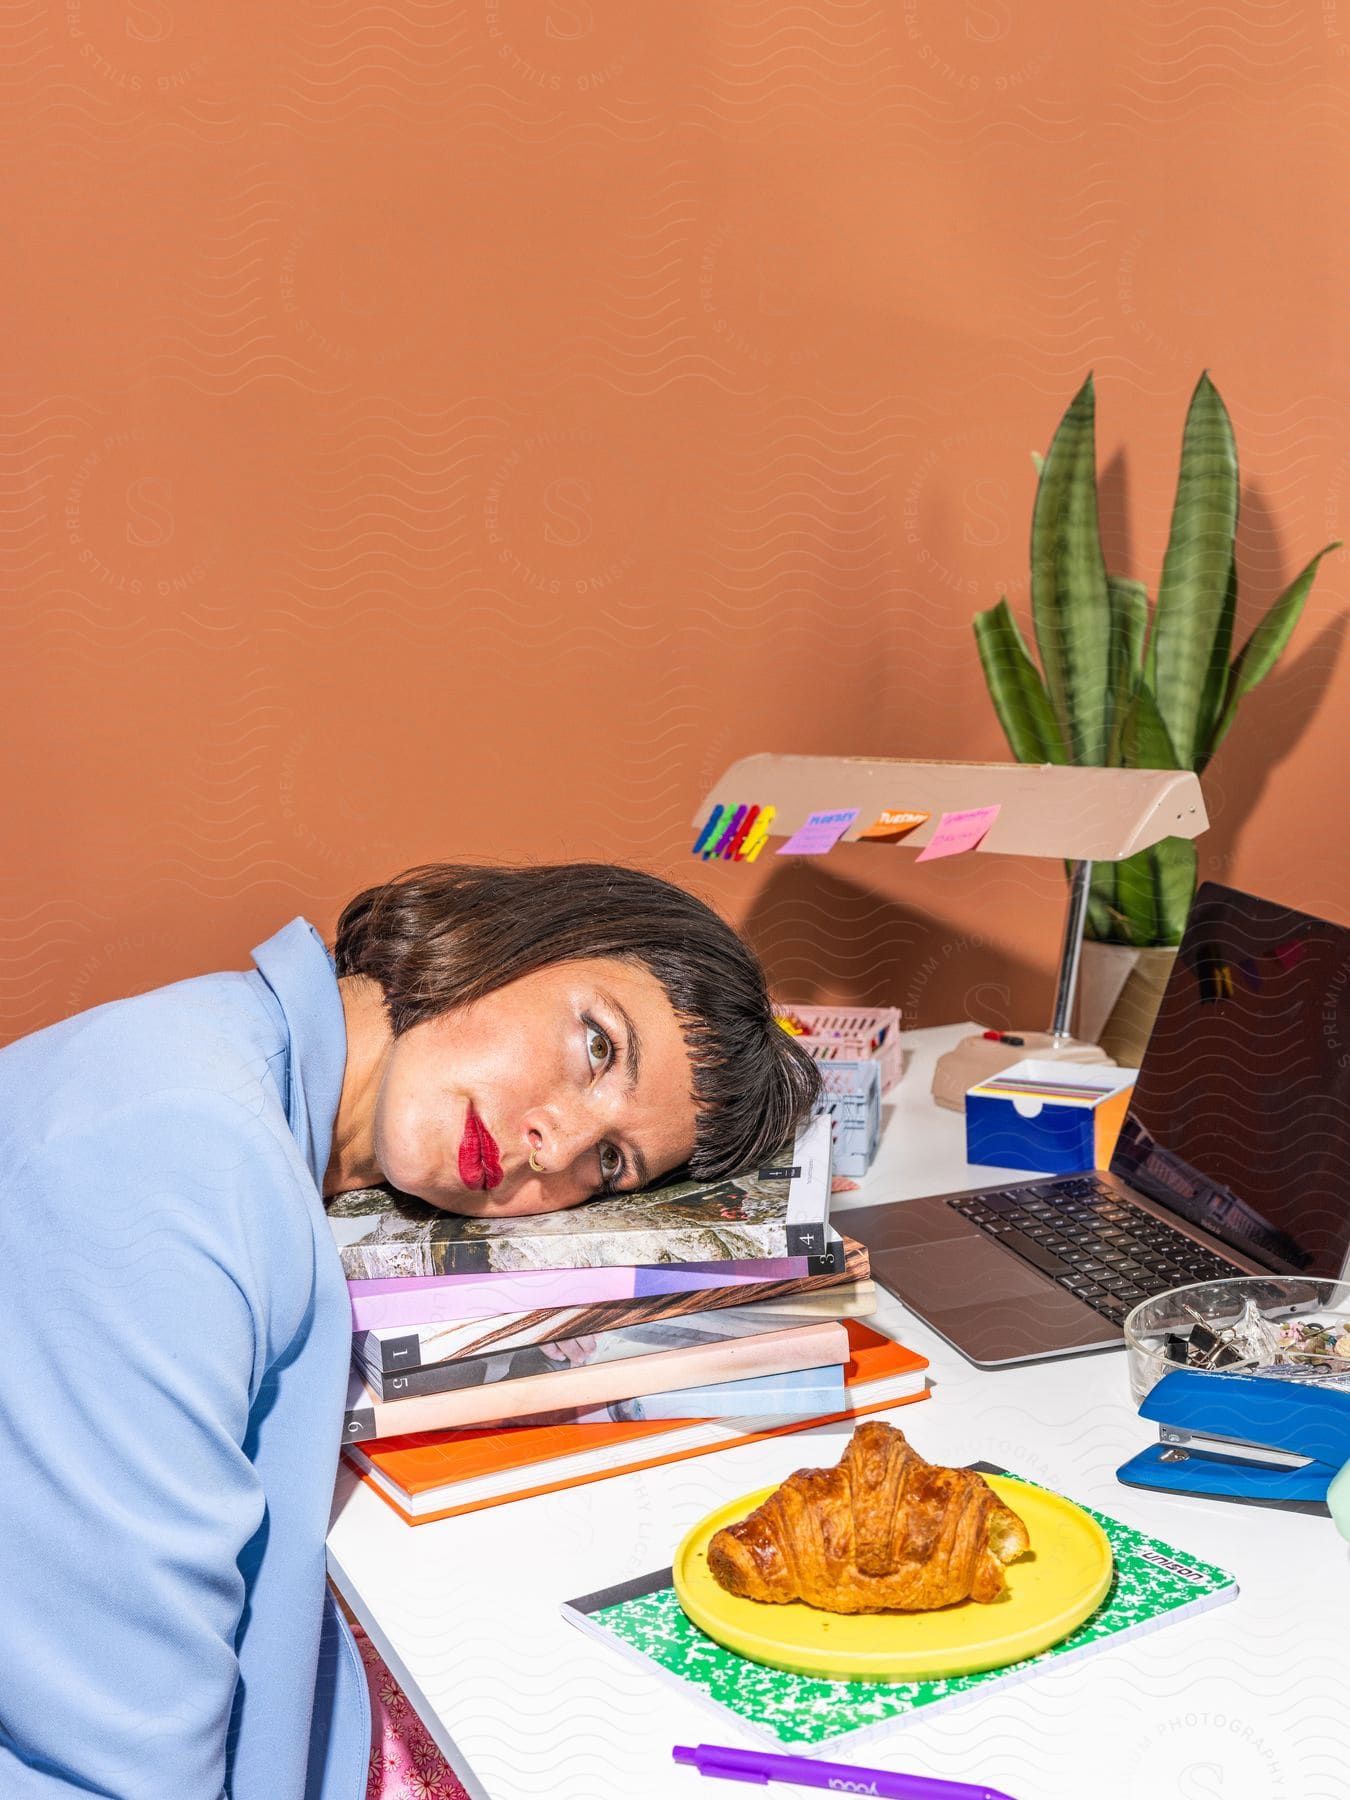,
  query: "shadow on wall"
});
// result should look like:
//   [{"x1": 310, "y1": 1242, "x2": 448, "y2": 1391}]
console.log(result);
[
  {"x1": 1199, "y1": 609, "x2": 1347, "y2": 890},
  {"x1": 741, "y1": 861, "x2": 1050, "y2": 1033}
]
